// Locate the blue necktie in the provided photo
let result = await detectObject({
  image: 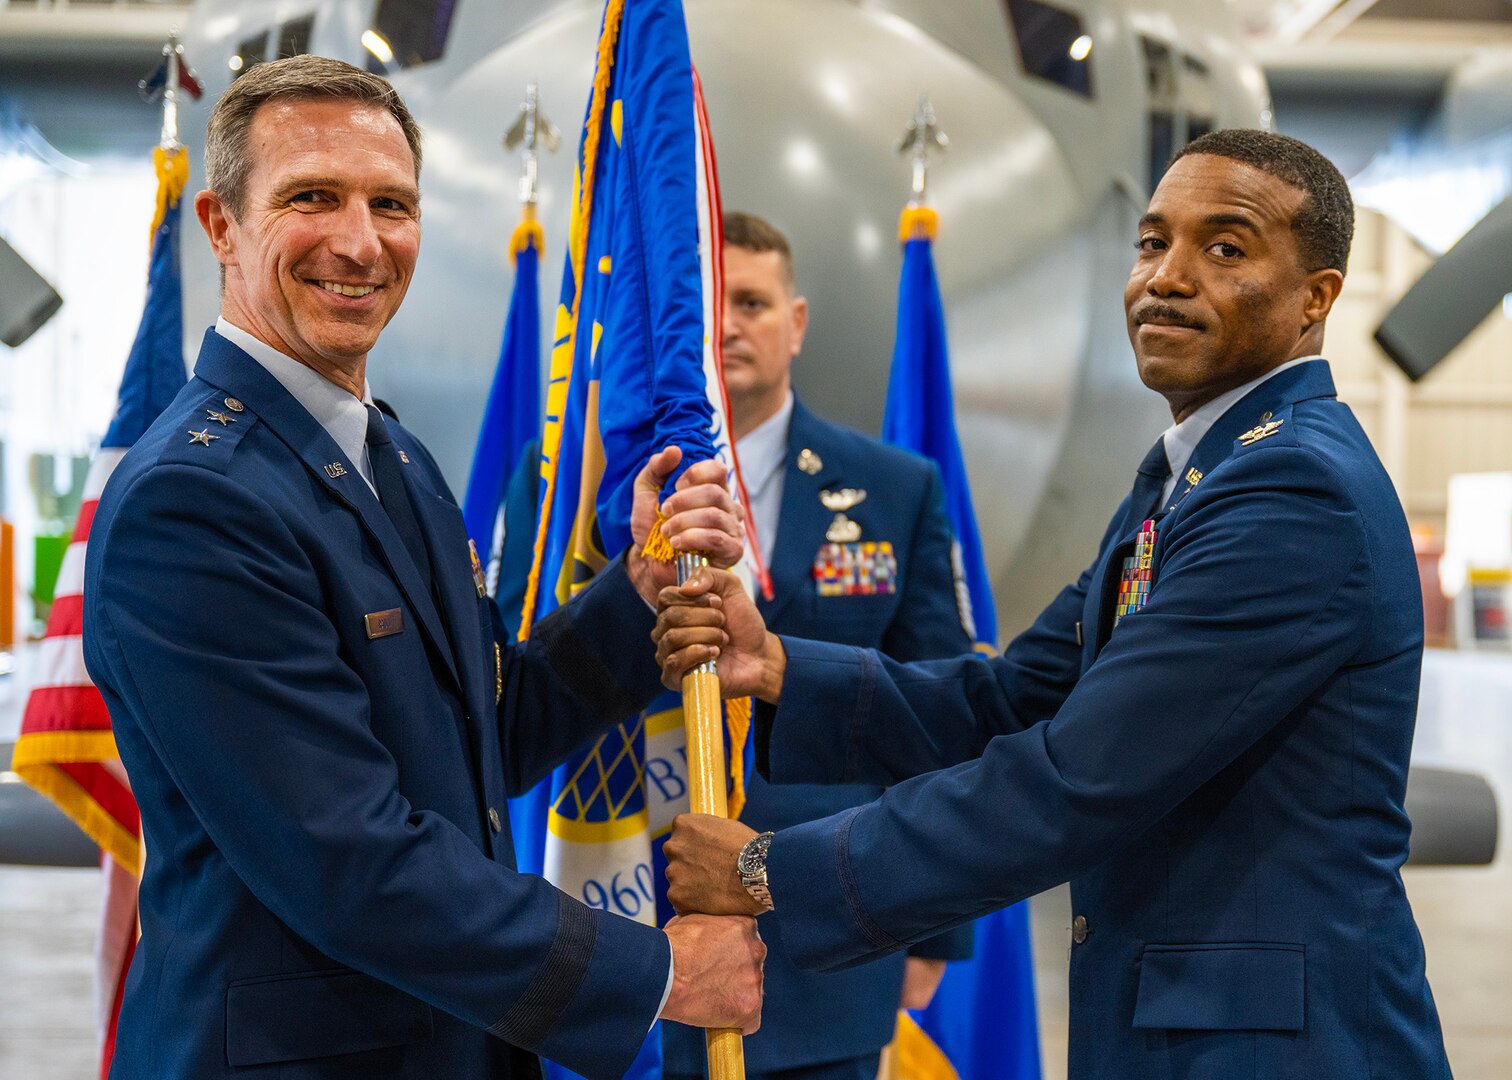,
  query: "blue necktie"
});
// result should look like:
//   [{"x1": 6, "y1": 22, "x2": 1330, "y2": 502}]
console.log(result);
[
  {"x1": 1123, "y1": 435, "x2": 1171, "y2": 535},
  {"x1": 365, "y1": 404, "x2": 434, "y2": 597}
]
